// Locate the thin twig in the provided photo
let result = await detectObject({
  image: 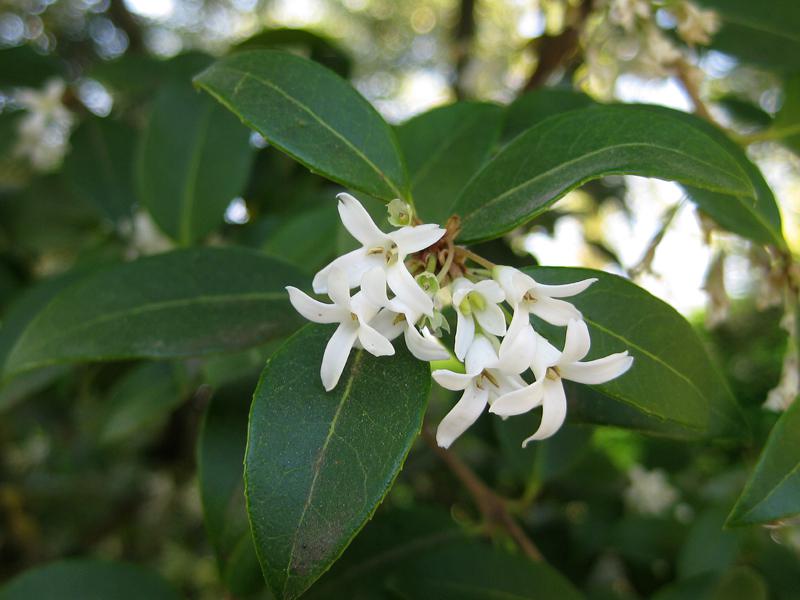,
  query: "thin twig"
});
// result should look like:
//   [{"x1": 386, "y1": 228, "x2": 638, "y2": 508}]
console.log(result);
[
  {"x1": 674, "y1": 58, "x2": 713, "y2": 122},
  {"x1": 462, "y1": 248, "x2": 496, "y2": 270},
  {"x1": 422, "y1": 428, "x2": 544, "y2": 562}
]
